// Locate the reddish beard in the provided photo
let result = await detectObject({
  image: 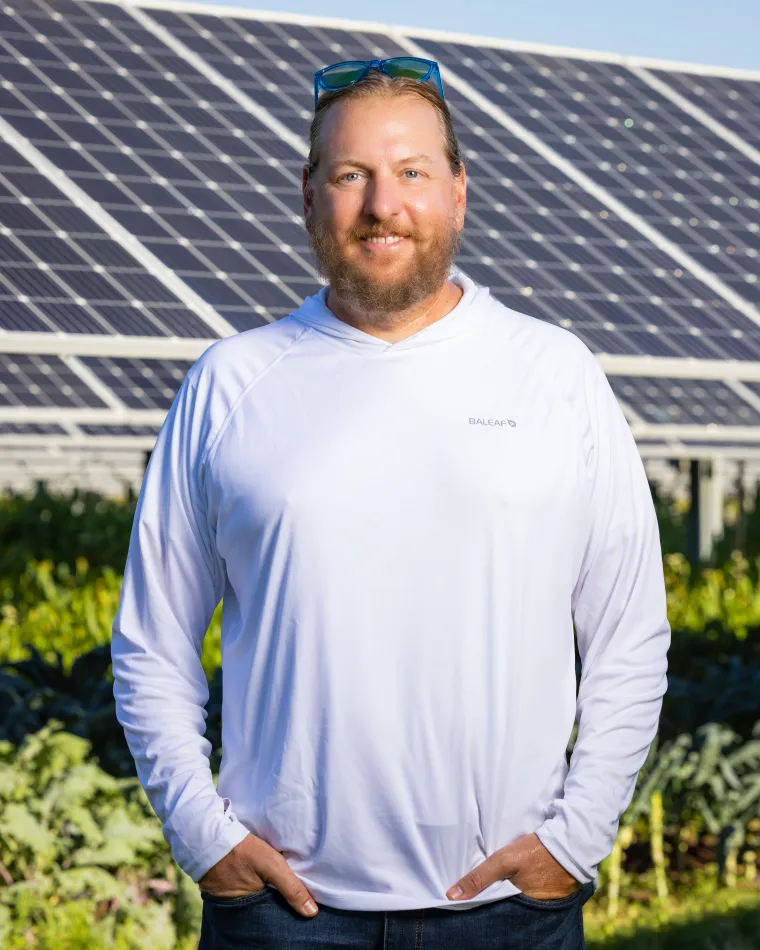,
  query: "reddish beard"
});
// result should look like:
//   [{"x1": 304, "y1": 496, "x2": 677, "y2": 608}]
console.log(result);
[{"x1": 306, "y1": 215, "x2": 462, "y2": 315}]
